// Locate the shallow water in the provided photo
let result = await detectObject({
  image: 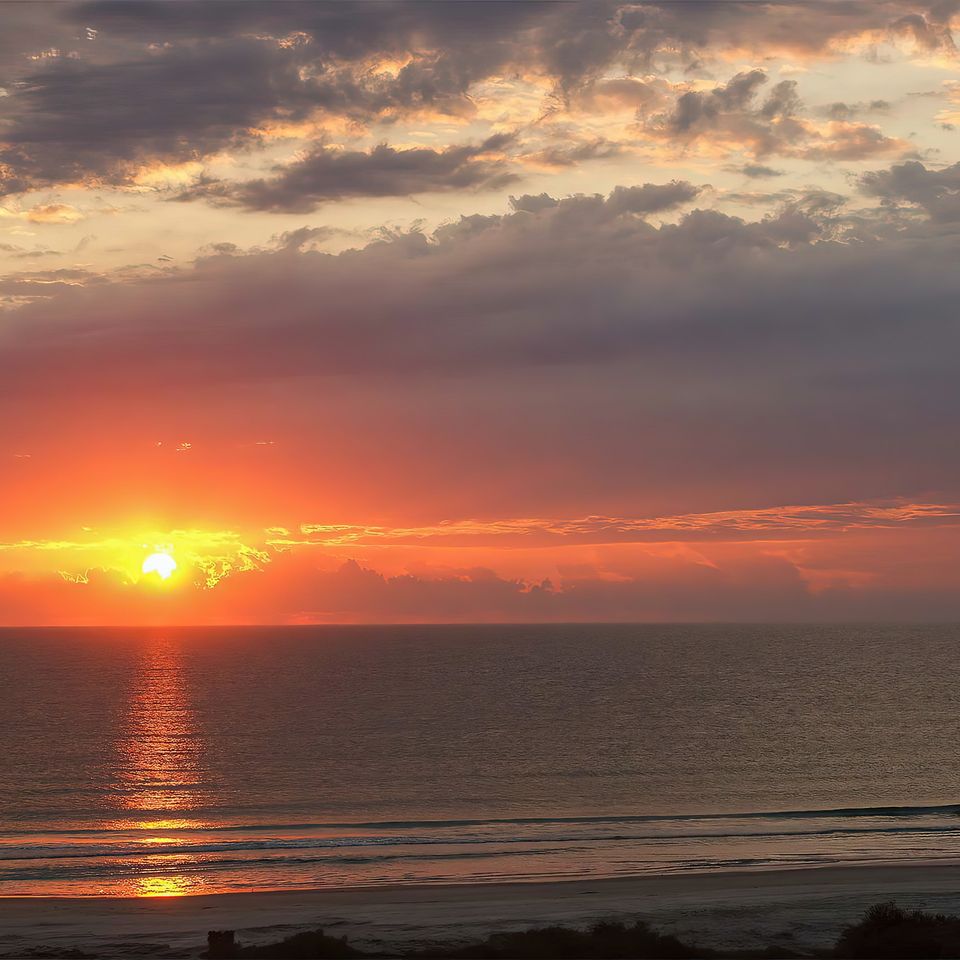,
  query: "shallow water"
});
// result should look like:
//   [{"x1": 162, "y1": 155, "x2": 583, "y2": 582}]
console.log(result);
[{"x1": 3, "y1": 623, "x2": 960, "y2": 896}]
